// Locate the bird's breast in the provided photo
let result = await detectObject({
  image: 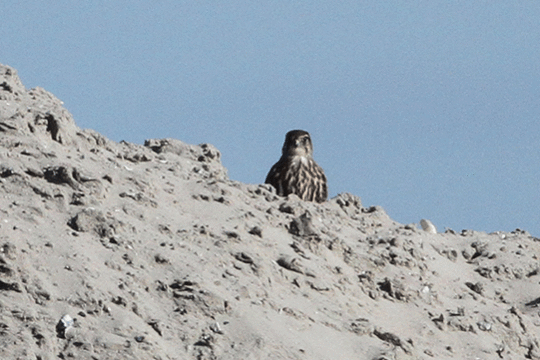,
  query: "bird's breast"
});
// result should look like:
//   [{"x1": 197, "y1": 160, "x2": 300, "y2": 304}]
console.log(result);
[{"x1": 291, "y1": 156, "x2": 309, "y2": 168}]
